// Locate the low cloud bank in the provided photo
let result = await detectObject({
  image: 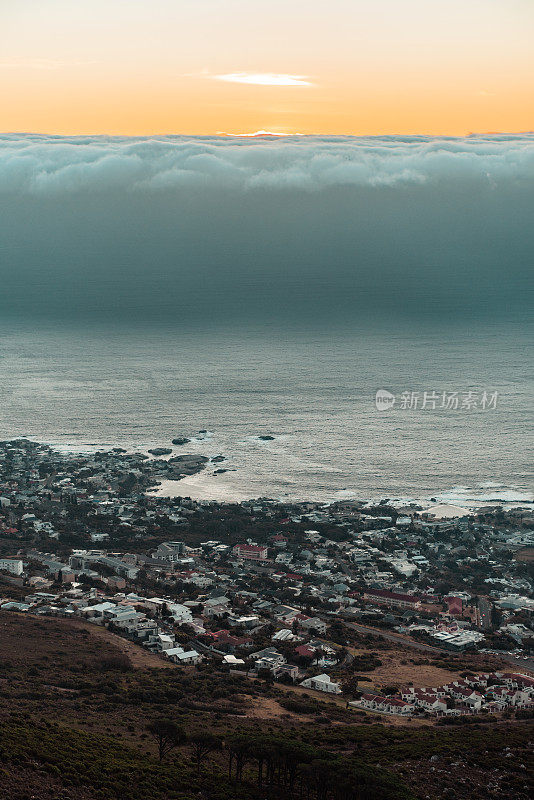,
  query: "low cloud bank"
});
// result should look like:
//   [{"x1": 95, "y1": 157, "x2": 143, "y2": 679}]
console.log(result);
[
  {"x1": 0, "y1": 134, "x2": 532, "y2": 324},
  {"x1": 1, "y1": 133, "x2": 533, "y2": 194}
]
